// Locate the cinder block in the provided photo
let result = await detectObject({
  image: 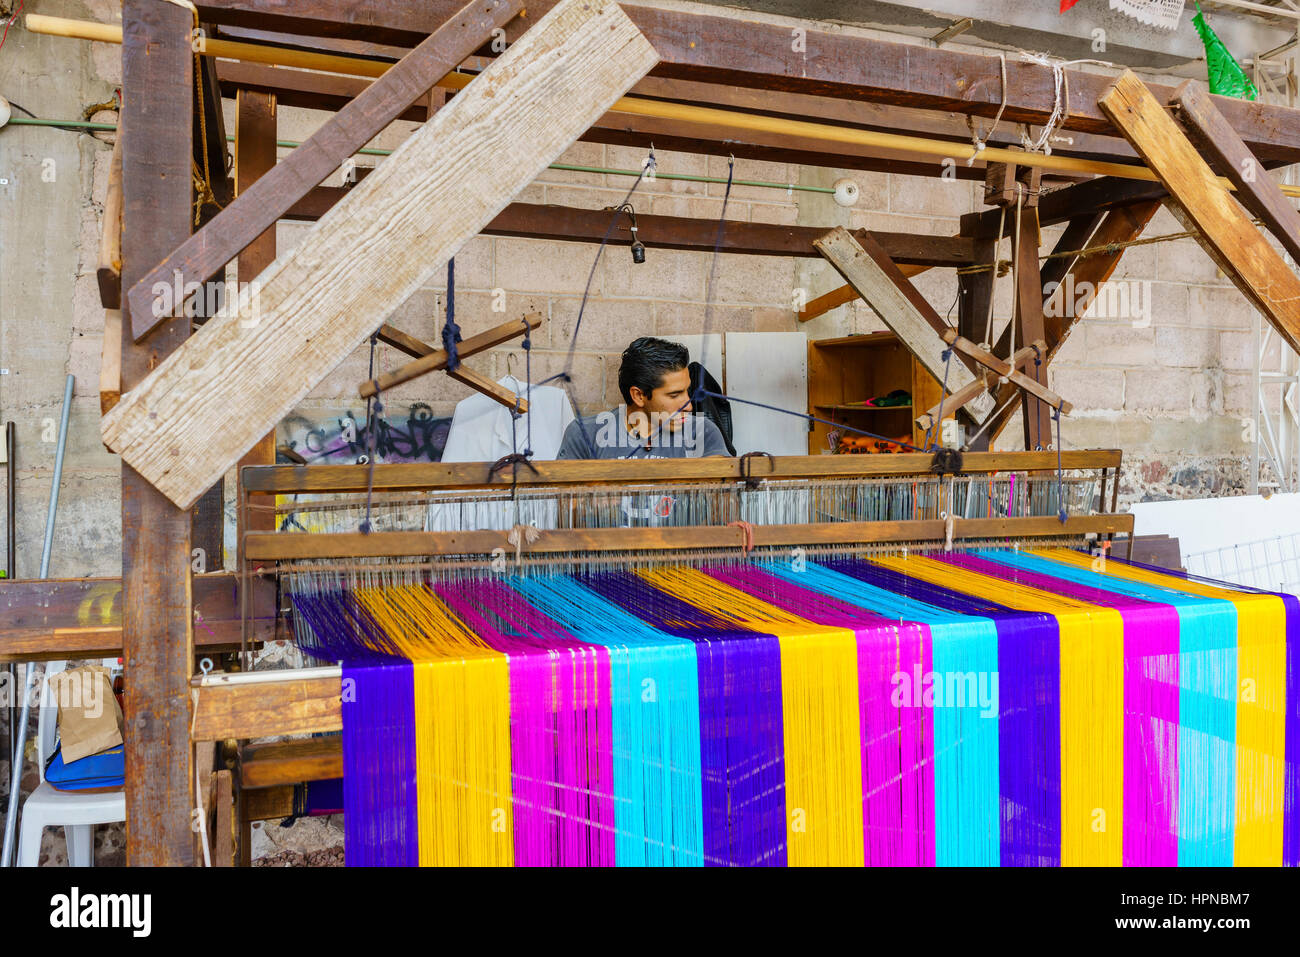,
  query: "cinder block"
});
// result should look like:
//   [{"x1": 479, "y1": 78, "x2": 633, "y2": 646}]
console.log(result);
[
  {"x1": 1219, "y1": 330, "x2": 1255, "y2": 371},
  {"x1": 552, "y1": 296, "x2": 652, "y2": 352},
  {"x1": 706, "y1": 155, "x2": 791, "y2": 201},
  {"x1": 709, "y1": 253, "x2": 798, "y2": 306},
  {"x1": 1048, "y1": 366, "x2": 1124, "y2": 411},
  {"x1": 888, "y1": 174, "x2": 971, "y2": 219},
  {"x1": 1154, "y1": 327, "x2": 1218, "y2": 368},
  {"x1": 1085, "y1": 323, "x2": 1155, "y2": 365},
  {"x1": 1123, "y1": 368, "x2": 1189, "y2": 413},
  {"x1": 1155, "y1": 237, "x2": 1224, "y2": 285},
  {"x1": 655, "y1": 301, "x2": 754, "y2": 335},
  {"x1": 495, "y1": 237, "x2": 606, "y2": 296},
  {"x1": 1189, "y1": 286, "x2": 1255, "y2": 330},
  {"x1": 604, "y1": 247, "x2": 708, "y2": 301}
]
